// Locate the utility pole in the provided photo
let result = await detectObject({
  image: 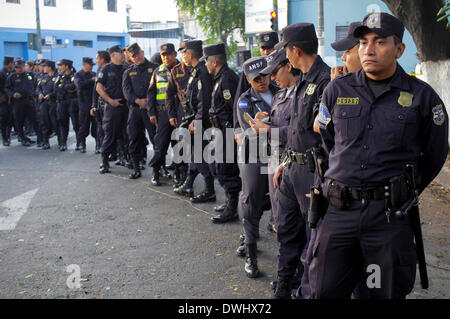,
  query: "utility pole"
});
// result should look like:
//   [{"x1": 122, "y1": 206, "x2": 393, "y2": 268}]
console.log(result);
[
  {"x1": 318, "y1": 0, "x2": 325, "y2": 57},
  {"x1": 35, "y1": 0, "x2": 43, "y2": 59}
]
